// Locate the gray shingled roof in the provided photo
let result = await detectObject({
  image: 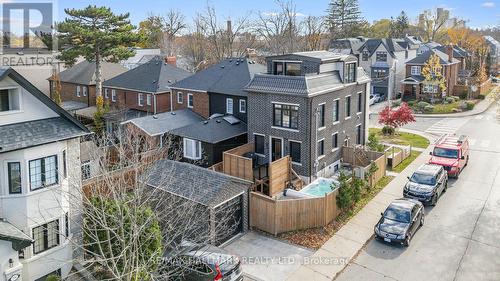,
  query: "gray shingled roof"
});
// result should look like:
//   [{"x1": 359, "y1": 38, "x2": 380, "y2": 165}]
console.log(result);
[
  {"x1": 145, "y1": 160, "x2": 250, "y2": 207},
  {"x1": 171, "y1": 58, "x2": 266, "y2": 97},
  {"x1": 357, "y1": 39, "x2": 404, "y2": 58},
  {"x1": 56, "y1": 61, "x2": 127, "y2": 85},
  {"x1": 0, "y1": 220, "x2": 33, "y2": 251},
  {"x1": 0, "y1": 117, "x2": 88, "y2": 153},
  {"x1": 104, "y1": 56, "x2": 192, "y2": 93},
  {"x1": 434, "y1": 45, "x2": 469, "y2": 58},
  {"x1": 407, "y1": 49, "x2": 460, "y2": 65},
  {"x1": 123, "y1": 109, "x2": 203, "y2": 136},
  {"x1": 171, "y1": 116, "x2": 247, "y2": 144}
]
